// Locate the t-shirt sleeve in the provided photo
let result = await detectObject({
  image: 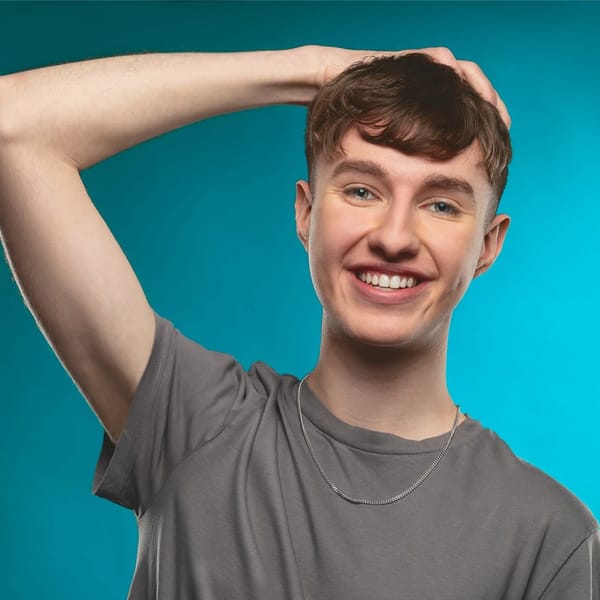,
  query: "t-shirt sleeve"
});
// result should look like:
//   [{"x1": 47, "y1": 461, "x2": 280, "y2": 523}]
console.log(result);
[
  {"x1": 92, "y1": 309, "x2": 258, "y2": 517},
  {"x1": 539, "y1": 528, "x2": 600, "y2": 599}
]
